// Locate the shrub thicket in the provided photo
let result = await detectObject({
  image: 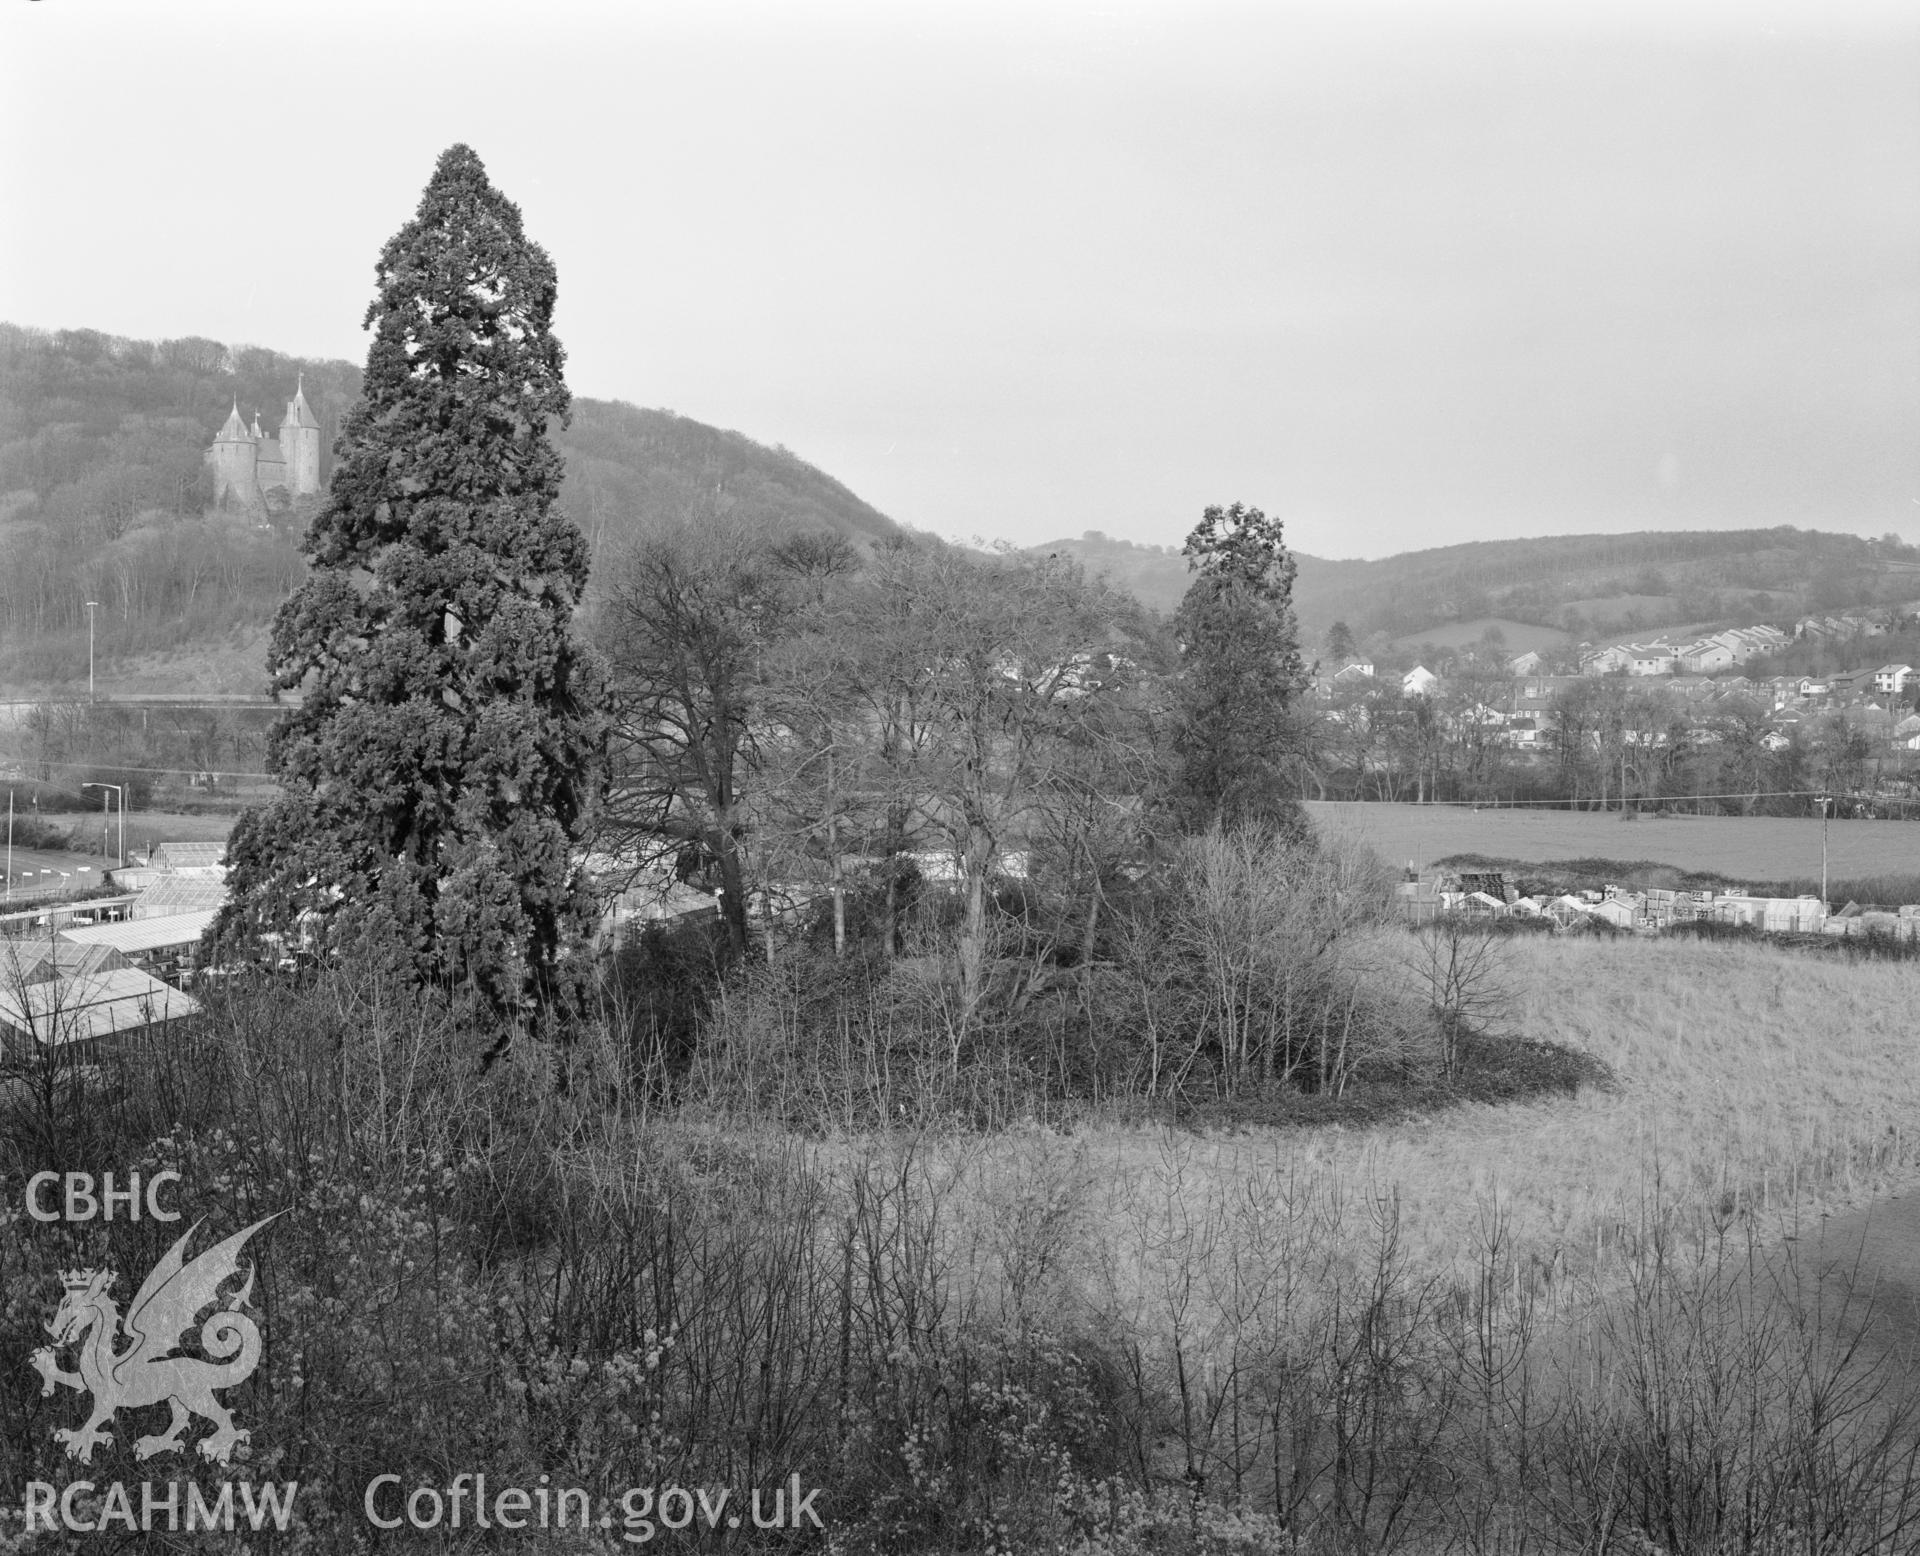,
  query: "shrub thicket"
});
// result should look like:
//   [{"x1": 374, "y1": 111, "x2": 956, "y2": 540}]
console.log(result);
[{"x1": 3, "y1": 986, "x2": 1913, "y2": 1552}]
